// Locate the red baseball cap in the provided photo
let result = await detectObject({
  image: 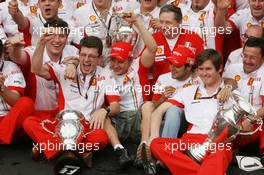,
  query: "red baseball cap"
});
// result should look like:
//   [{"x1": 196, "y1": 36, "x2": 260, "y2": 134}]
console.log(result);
[
  {"x1": 166, "y1": 47, "x2": 195, "y2": 67},
  {"x1": 109, "y1": 41, "x2": 133, "y2": 62}
]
